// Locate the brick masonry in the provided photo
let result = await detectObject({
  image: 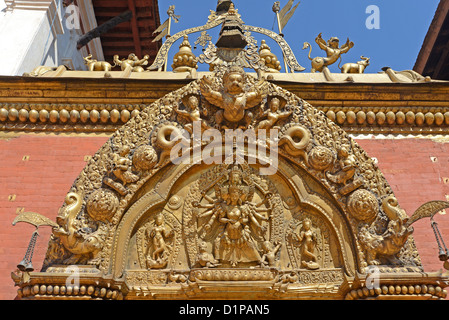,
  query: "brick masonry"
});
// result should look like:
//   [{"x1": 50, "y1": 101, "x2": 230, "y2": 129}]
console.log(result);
[
  {"x1": 357, "y1": 137, "x2": 449, "y2": 274},
  {"x1": 1, "y1": 135, "x2": 448, "y2": 299}
]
